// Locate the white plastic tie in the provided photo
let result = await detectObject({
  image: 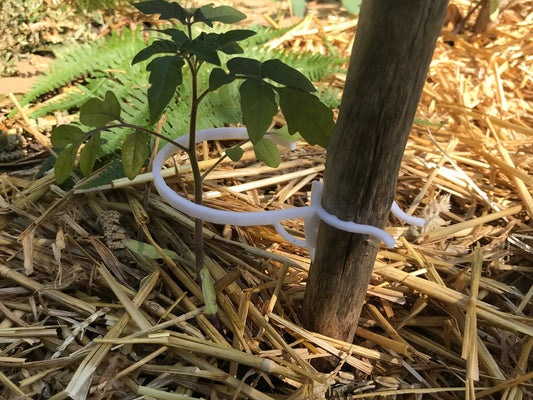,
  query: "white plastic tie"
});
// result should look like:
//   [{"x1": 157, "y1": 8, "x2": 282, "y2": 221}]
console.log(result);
[{"x1": 153, "y1": 128, "x2": 425, "y2": 259}]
